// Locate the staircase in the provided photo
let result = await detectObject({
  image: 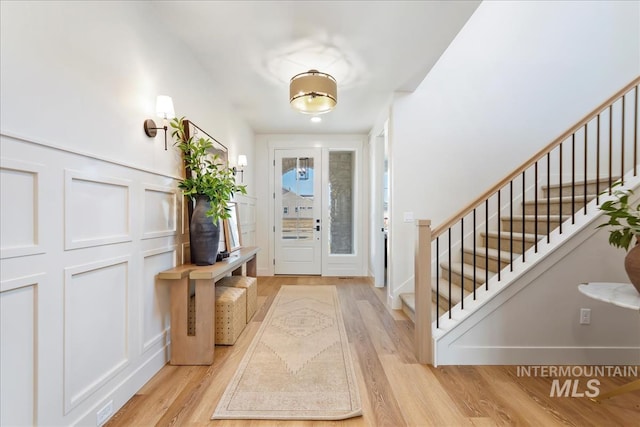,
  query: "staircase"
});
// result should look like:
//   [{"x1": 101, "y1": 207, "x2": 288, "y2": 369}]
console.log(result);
[
  {"x1": 401, "y1": 77, "x2": 639, "y2": 363},
  {"x1": 400, "y1": 178, "x2": 610, "y2": 322}
]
